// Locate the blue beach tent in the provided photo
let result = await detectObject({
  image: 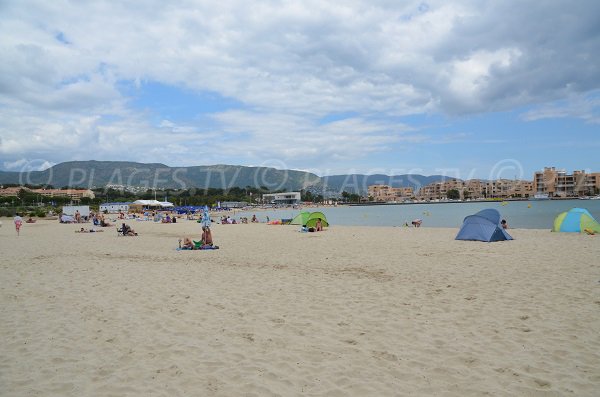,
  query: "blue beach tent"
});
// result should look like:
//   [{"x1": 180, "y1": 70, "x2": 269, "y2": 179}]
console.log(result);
[{"x1": 455, "y1": 209, "x2": 513, "y2": 242}]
